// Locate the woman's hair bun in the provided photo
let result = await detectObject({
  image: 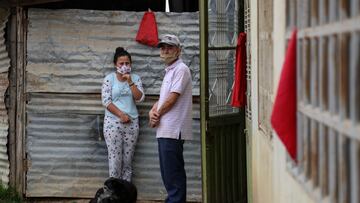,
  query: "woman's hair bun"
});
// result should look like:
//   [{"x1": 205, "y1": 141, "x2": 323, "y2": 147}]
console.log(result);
[
  {"x1": 113, "y1": 46, "x2": 132, "y2": 64},
  {"x1": 115, "y1": 47, "x2": 125, "y2": 54}
]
